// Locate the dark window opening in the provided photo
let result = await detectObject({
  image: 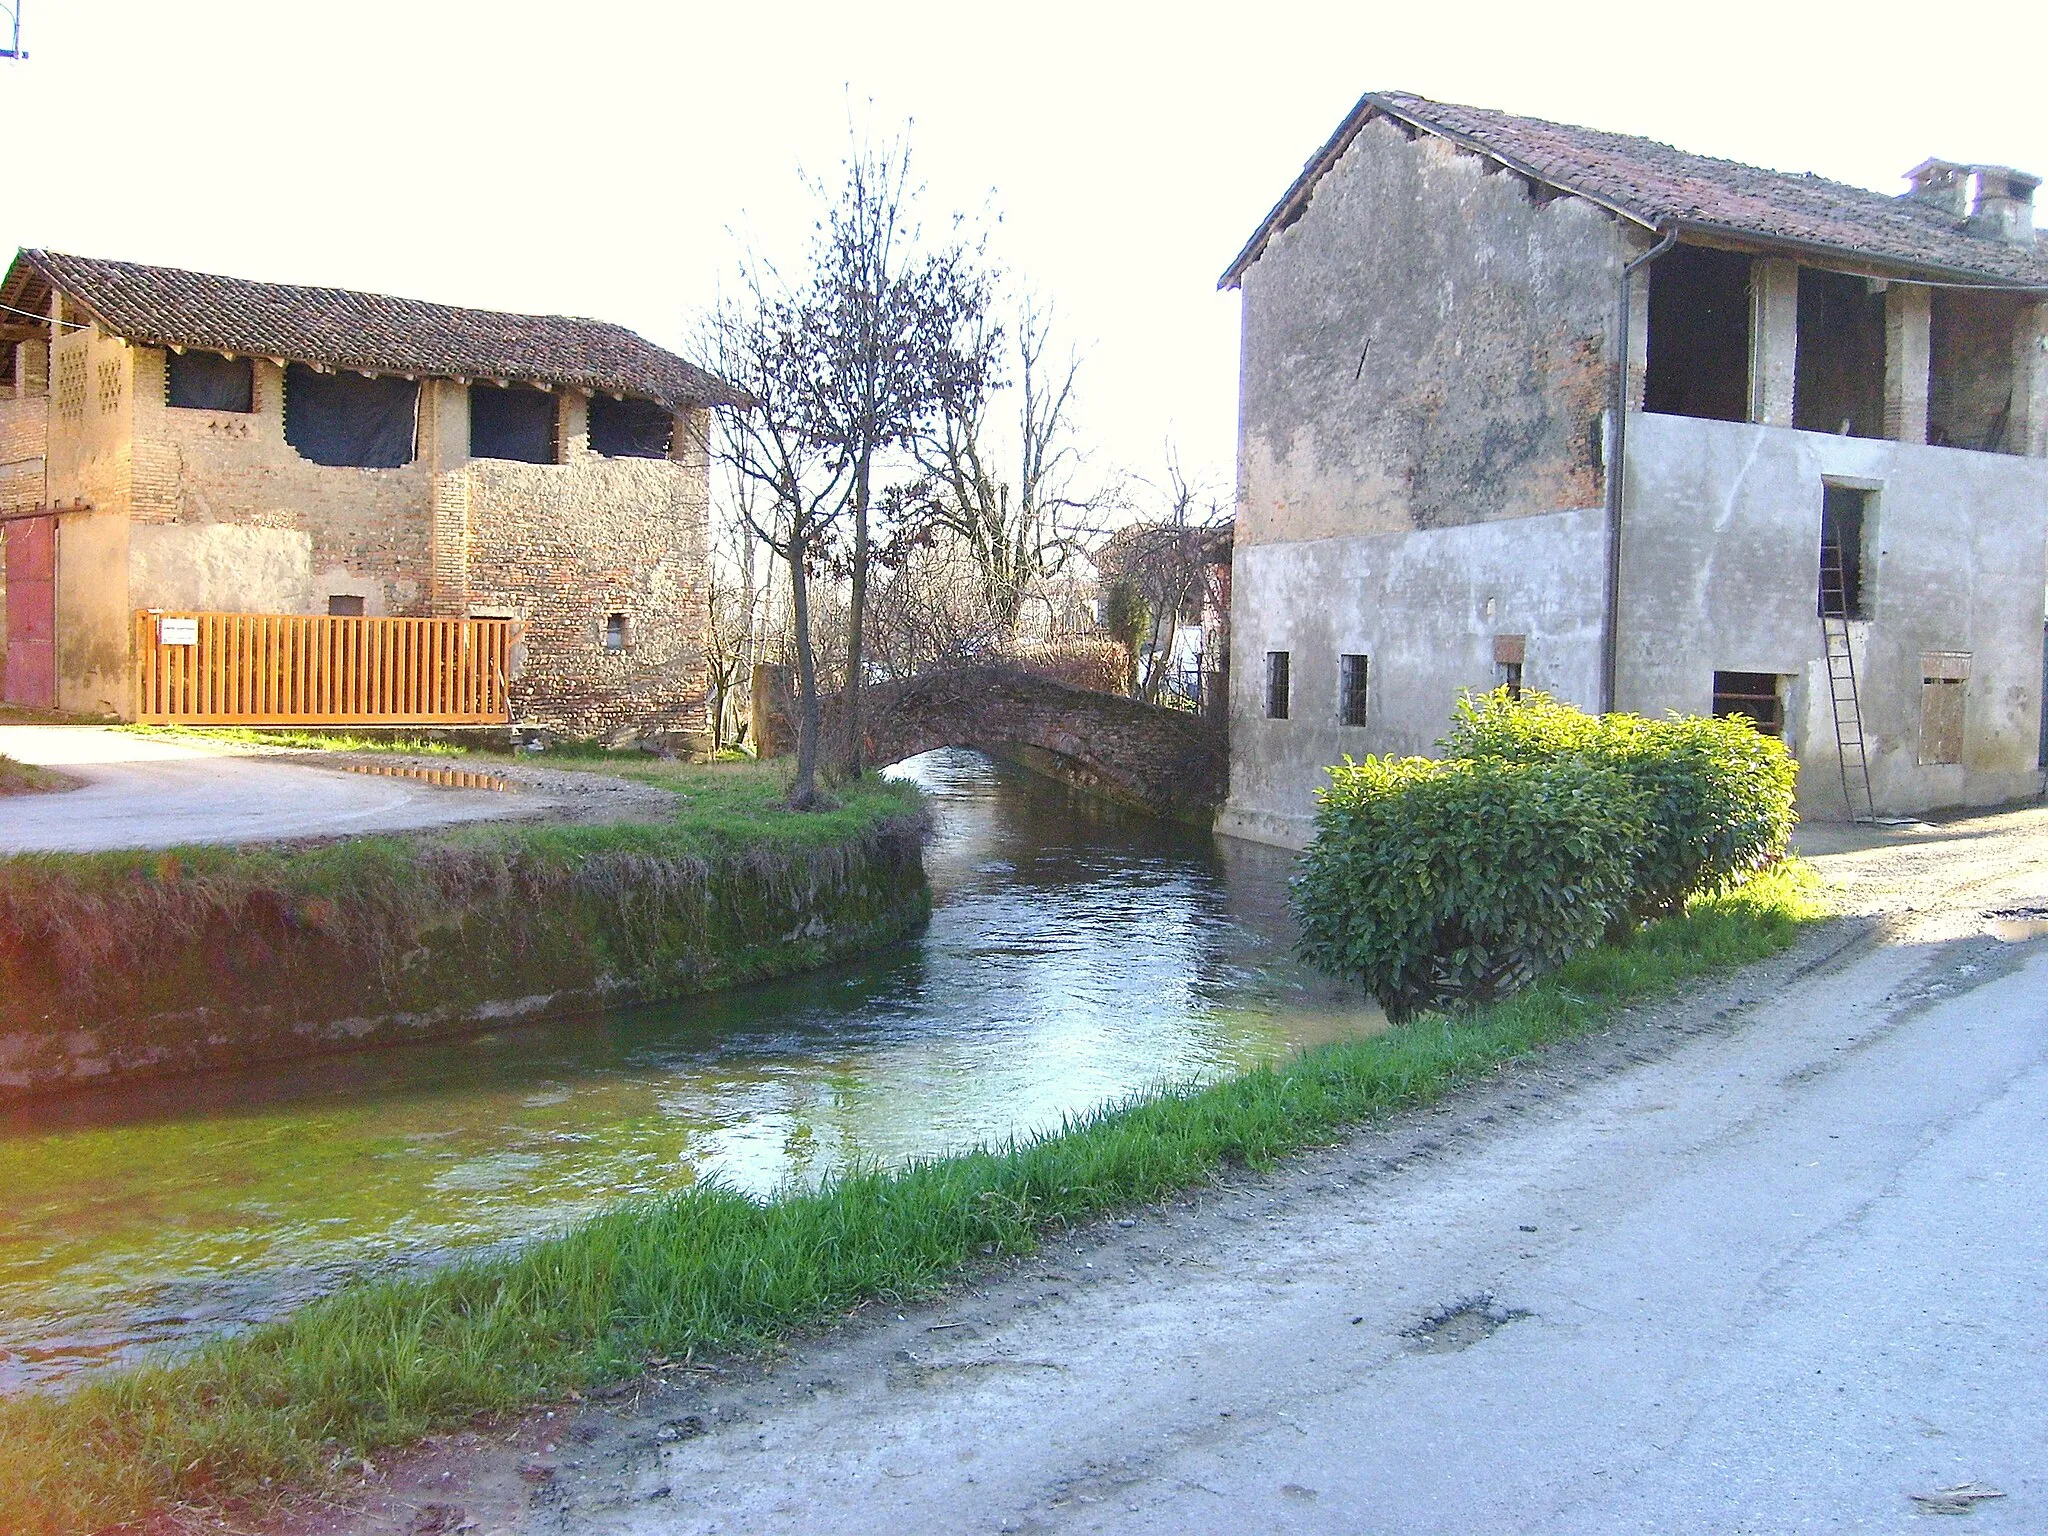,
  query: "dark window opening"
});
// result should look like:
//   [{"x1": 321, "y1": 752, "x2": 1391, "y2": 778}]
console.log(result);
[
  {"x1": 1340, "y1": 653, "x2": 1369, "y2": 726},
  {"x1": 1644, "y1": 244, "x2": 1754, "y2": 422},
  {"x1": 1265, "y1": 651, "x2": 1290, "y2": 720},
  {"x1": 1794, "y1": 270, "x2": 1887, "y2": 439},
  {"x1": 1500, "y1": 661, "x2": 1524, "y2": 700},
  {"x1": 327, "y1": 594, "x2": 365, "y2": 617},
  {"x1": 1930, "y1": 290, "x2": 2025, "y2": 454},
  {"x1": 470, "y1": 384, "x2": 558, "y2": 463},
  {"x1": 589, "y1": 395, "x2": 673, "y2": 459},
  {"x1": 604, "y1": 612, "x2": 630, "y2": 651},
  {"x1": 1819, "y1": 484, "x2": 1872, "y2": 620},
  {"x1": 1712, "y1": 671, "x2": 1785, "y2": 737},
  {"x1": 283, "y1": 364, "x2": 418, "y2": 468},
  {"x1": 167, "y1": 350, "x2": 254, "y2": 413}
]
